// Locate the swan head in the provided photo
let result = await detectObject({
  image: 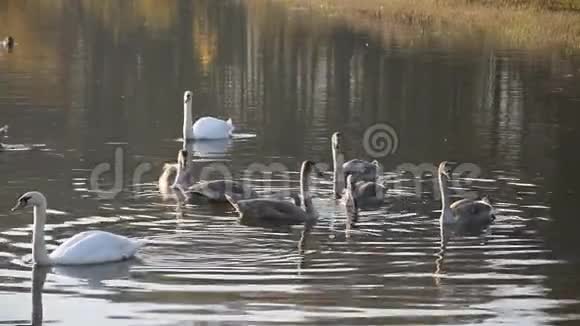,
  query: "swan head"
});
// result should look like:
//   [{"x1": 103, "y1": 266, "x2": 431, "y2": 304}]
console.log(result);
[
  {"x1": 438, "y1": 161, "x2": 451, "y2": 179},
  {"x1": 331, "y1": 132, "x2": 341, "y2": 151},
  {"x1": 300, "y1": 160, "x2": 324, "y2": 178},
  {"x1": 11, "y1": 191, "x2": 47, "y2": 211},
  {"x1": 304, "y1": 161, "x2": 326, "y2": 179},
  {"x1": 183, "y1": 91, "x2": 192, "y2": 104},
  {"x1": 301, "y1": 160, "x2": 315, "y2": 176}
]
